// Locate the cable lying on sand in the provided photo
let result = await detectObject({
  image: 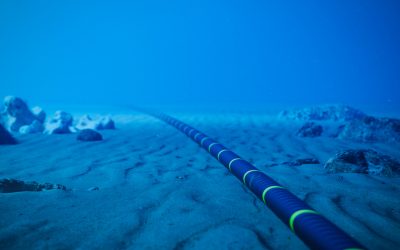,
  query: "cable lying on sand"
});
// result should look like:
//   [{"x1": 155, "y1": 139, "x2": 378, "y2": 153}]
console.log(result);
[{"x1": 148, "y1": 111, "x2": 365, "y2": 250}]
